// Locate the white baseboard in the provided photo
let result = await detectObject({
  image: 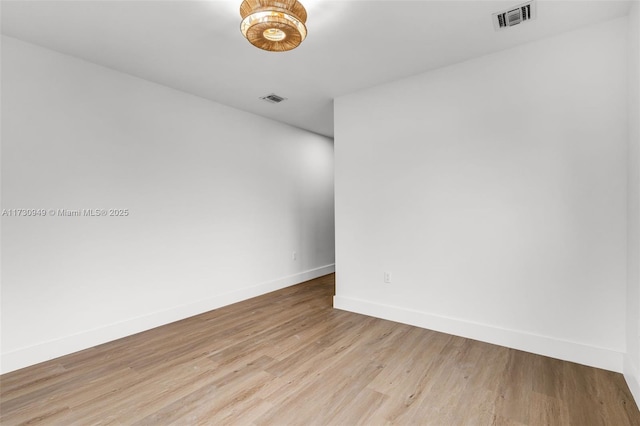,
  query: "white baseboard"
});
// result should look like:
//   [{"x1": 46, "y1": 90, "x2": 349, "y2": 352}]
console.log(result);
[
  {"x1": 333, "y1": 295, "x2": 623, "y2": 373},
  {"x1": 0, "y1": 264, "x2": 335, "y2": 374},
  {"x1": 624, "y1": 354, "x2": 640, "y2": 406}
]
